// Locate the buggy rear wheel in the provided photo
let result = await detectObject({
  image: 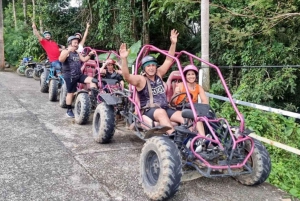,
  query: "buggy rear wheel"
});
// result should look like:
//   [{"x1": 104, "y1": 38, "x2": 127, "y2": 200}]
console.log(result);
[
  {"x1": 234, "y1": 138, "x2": 271, "y2": 186},
  {"x1": 140, "y1": 136, "x2": 182, "y2": 200},
  {"x1": 92, "y1": 102, "x2": 115, "y2": 143},
  {"x1": 74, "y1": 93, "x2": 91, "y2": 125}
]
